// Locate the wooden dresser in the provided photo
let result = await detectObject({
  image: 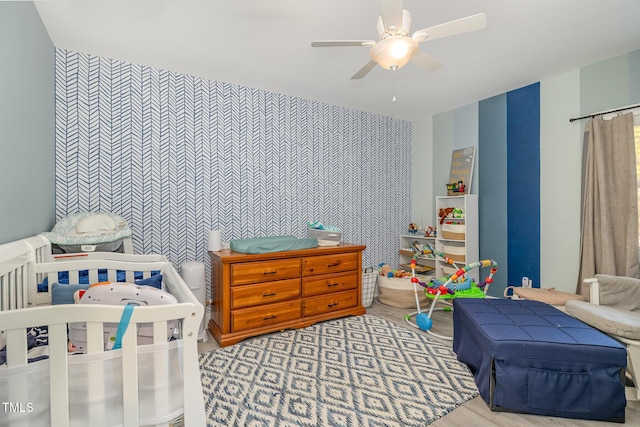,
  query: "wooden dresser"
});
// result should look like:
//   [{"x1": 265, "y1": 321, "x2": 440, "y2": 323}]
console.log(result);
[{"x1": 208, "y1": 243, "x2": 366, "y2": 346}]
